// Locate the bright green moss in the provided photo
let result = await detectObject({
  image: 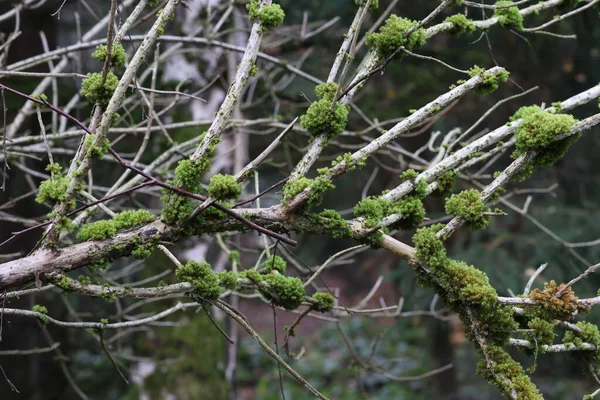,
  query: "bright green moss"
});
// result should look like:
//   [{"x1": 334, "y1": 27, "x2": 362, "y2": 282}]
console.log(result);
[
  {"x1": 445, "y1": 189, "x2": 490, "y2": 231},
  {"x1": 77, "y1": 220, "x2": 118, "y2": 241},
  {"x1": 312, "y1": 292, "x2": 335, "y2": 312},
  {"x1": 228, "y1": 251, "x2": 240, "y2": 264},
  {"x1": 161, "y1": 158, "x2": 210, "y2": 225},
  {"x1": 355, "y1": 194, "x2": 425, "y2": 231},
  {"x1": 113, "y1": 210, "x2": 156, "y2": 229},
  {"x1": 432, "y1": 170, "x2": 455, "y2": 197},
  {"x1": 32, "y1": 305, "x2": 49, "y2": 324},
  {"x1": 77, "y1": 210, "x2": 155, "y2": 242},
  {"x1": 476, "y1": 346, "x2": 542, "y2": 400},
  {"x1": 468, "y1": 66, "x2": 510, "y2": 95},
  {"x1": 388, "y1": 195, "x2": 425, "y2": 230},
  {"x1": 314, "y1": 209, "x2": 352, "y2": 238},
  {"x1": 262, "y1": 255, "x2": 287, "y2": 274},
  {"x1": 207, "y1": 174, "x2": 242, "y2": 200},
  {"x1": 365, "y1": 15, "x2": 427, "y2": 58},
  {"x1": 282, "y1": 176, "x2": 334, "y2": 208},
  {"x1": 413, "y1": 224, "x2": 534, "y2": 396},
  {"x1": 261, "y1": 273, "x2": 305, "y2": 310},
  {"x1": 563, "y1": 321, "x2": 600, "y2": 348},
  {"x1": 176, "y1": 261, "x2": 220, "y2": 300},
  {"x1": 514, "y1": 109, "x2": 577, "y2": 155},
  {"x1": 80, "y1": 72, "x2": 120, "y2": 107},
  {"x1": 511, "y1": 107, "x2": 579, "y2": 181},
  {"x1": 300, "y1": 83, "x2": 349, "y2": 138},
  {"x1": 85, "y1": 134, "x2": 111, "y2": 158},
  {"x1": 32, "y1": 93, "x2": 48, "y2": 102},
  {"x1": 247, "y1": 0, "x2": 285, "y2": 32},
  {"x1": 445, "y1": 14, "x2": 476, "y2": 37},
  {"x1": 525, "y1": 318, "x2": 556, "y2": 347},
  {"x1": 91, "y1": 44, "x2": 127, "y2": 68},
  {"x1": 249, "y1": 63, "x2": 258, "y2": 77},
  {"x1": 354, "y1": 196, "x2": 387, "y2": 228},
  {"x1": 282, "y1": 177, "x2": 311, "y2": 204},
  {"x1": 217, "y1": 271, "x2": 240, "y2": 290},
  {"x1": 148, "y1": 0, "x2": 159, "y2": 6},
  {"x1": 493, "y1": 1, "x2": 524, "y2": 31},
  {"x1": 36, "y1": 174, "x2": 71, "y2": 206},
  {"x1": 240, "y1": 268, "x2": 262, "y2": 283},
  {"x1": 174, "y1": 159, "x2": 205, "y2": 191},
  {"x1": 400, "y1": 169, "x2": 418, "y2": 181},
  {"x1": 355, "y1": 0, "x2": 378, "y2": 10}
]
